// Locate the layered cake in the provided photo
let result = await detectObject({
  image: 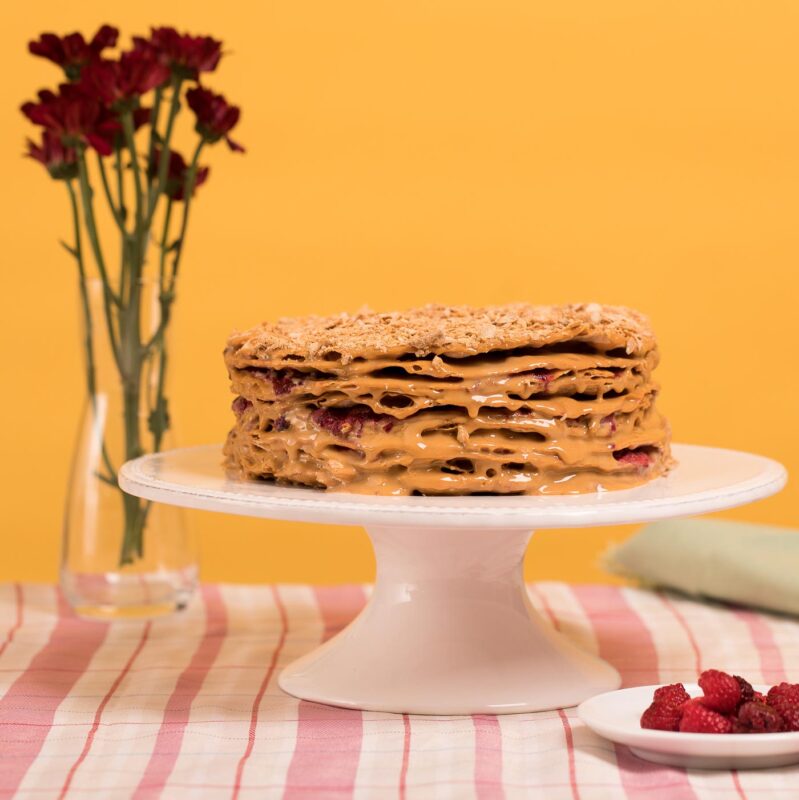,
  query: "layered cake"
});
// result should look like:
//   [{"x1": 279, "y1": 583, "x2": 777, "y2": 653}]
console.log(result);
[{"x1": 223, "y1": 303, "x2": 672, "y2": 495}]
